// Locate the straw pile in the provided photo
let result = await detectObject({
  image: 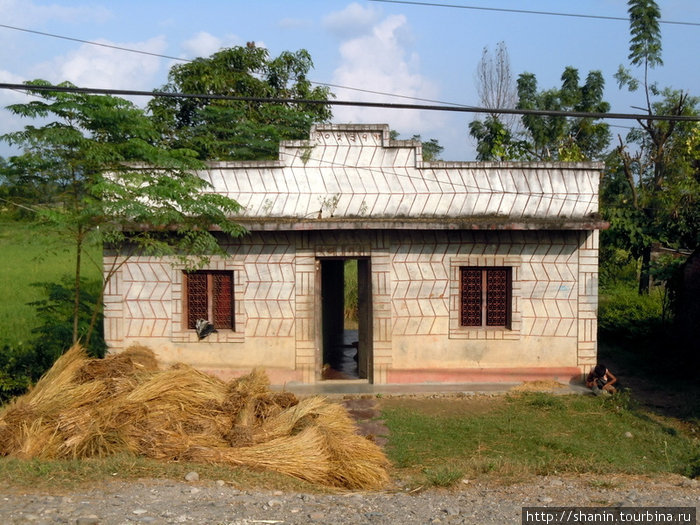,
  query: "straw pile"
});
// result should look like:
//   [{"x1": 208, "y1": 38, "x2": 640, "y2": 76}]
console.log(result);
[
  {"x1": 510, "y1": 379, "x2": 567, "y2": 392},
  {"x1": 0, "y1": 344, "x2": 389, "y2": 490}
]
